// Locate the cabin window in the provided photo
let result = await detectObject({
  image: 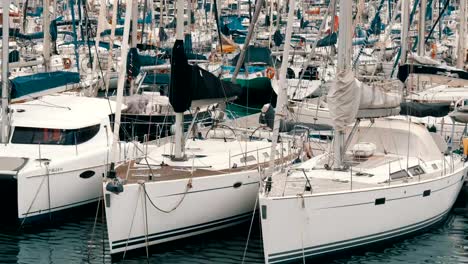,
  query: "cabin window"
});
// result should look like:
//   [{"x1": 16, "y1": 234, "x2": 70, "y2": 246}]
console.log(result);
[
  {"x1": 375, "y1": 198, "x2": 386, "y2": 205},
  {"x1": 11, "y1": 124, "x2": 100, "y2": 145}
]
